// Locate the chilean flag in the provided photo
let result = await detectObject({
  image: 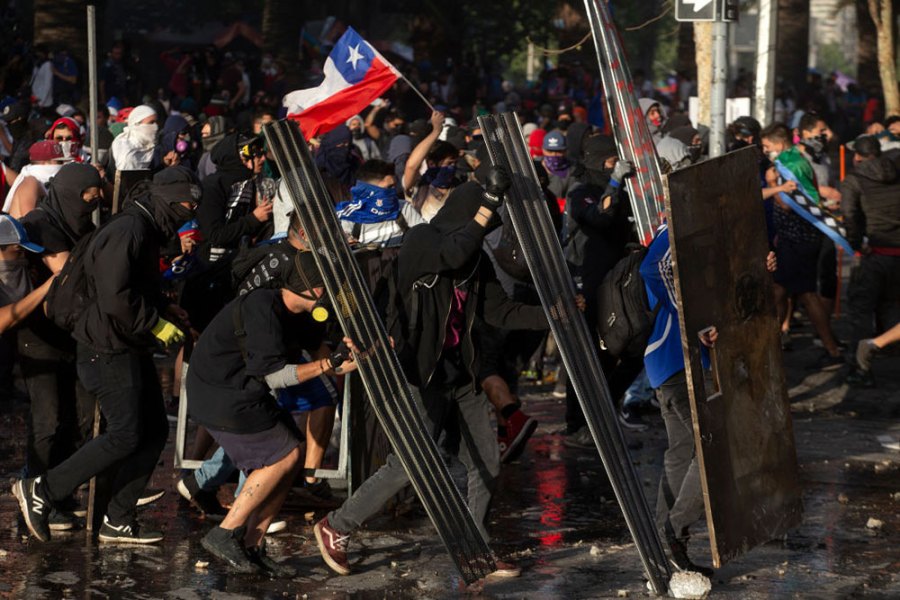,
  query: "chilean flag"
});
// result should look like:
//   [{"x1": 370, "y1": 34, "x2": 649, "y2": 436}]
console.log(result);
[{"x1": 283, "y1": 27, "x2": 400, "y2": 140}]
